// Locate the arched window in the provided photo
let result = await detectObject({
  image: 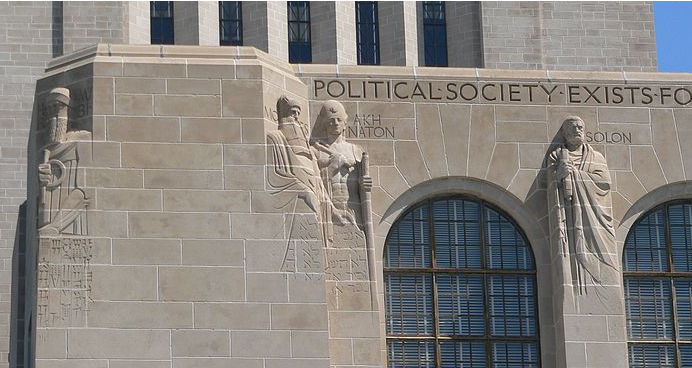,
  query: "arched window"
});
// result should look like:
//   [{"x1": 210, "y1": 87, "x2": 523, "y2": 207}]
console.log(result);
[
  {"x1": 384, "y1": 197, "x2": 540, "y2": 368},
  {"x1": 624, "y1": 201, "x2": 692, "y2": 367}
]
